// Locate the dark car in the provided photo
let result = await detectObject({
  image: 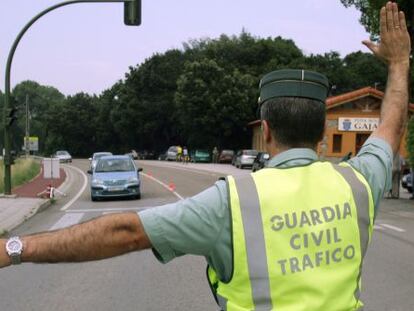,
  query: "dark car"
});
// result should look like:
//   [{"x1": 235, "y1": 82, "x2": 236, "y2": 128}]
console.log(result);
[
  {"x1": 157, "y1": 151, "x2": 167, "y2": 161},
  {"x1": 190, "y1": 150, "x2": 211, "y2": 163},
  {"x1": 218, "y1": 150, "x2": 234, "y2": 163},
  {"x1": 402, "y1": 173, "x2": 412, "y2": 193},
  {"x1": 252, "y1": 152, "x2": 270, "y2": 172}
]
